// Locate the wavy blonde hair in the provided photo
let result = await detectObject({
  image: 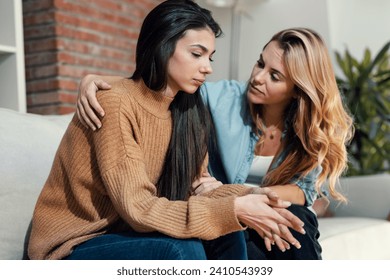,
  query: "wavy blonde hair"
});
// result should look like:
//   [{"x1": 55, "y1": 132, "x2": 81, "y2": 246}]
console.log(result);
[{"x1": 251, "y1": 28, "x2": 354, "y2": 202}]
